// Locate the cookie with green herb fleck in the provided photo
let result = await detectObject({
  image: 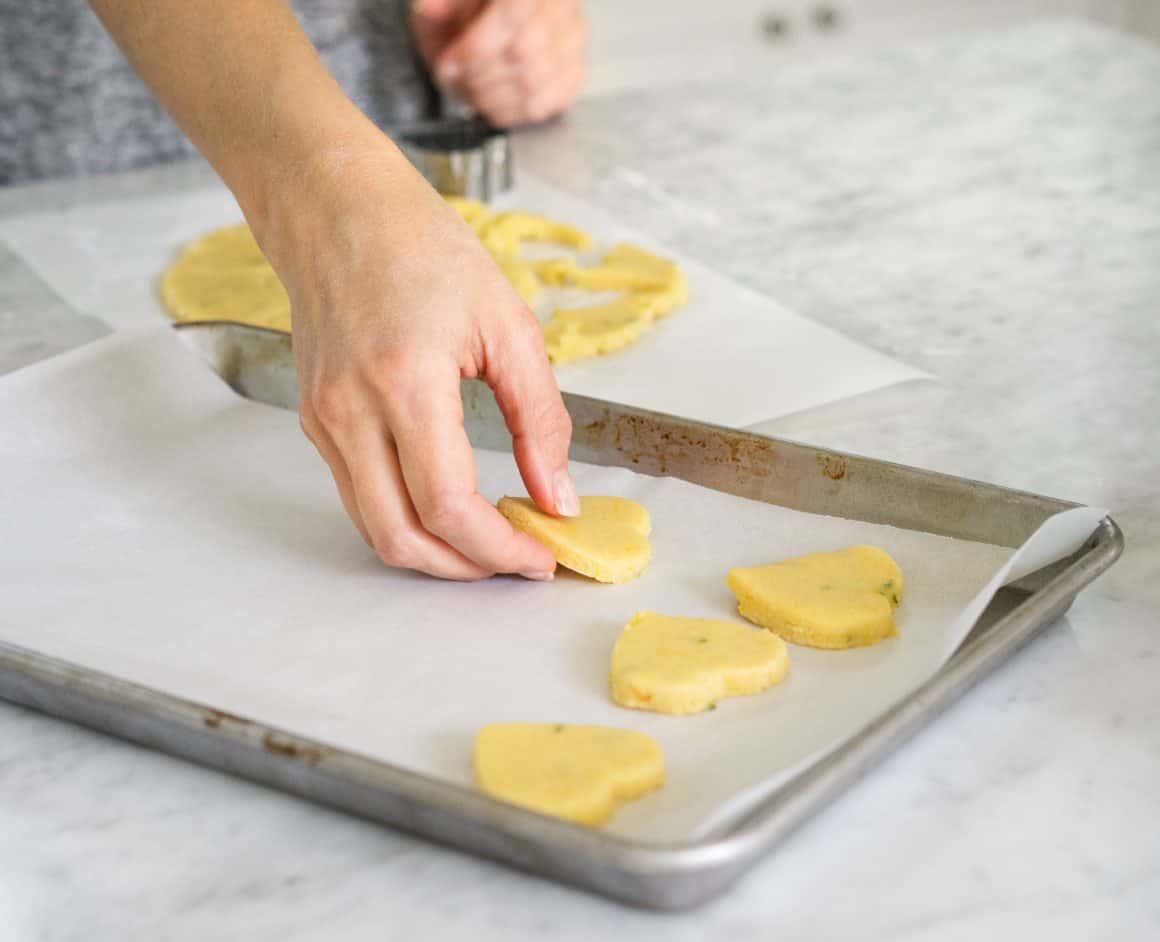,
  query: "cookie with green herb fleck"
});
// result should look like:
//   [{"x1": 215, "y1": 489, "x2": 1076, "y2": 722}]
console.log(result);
[
  {"x1": 610, "y1": 611, "x2": 789, "y2": 715},
  {"x1": 727, "y1": 546, "x2": 903, "y2": 649},
  {"x1": 473, "y1": 723, "x2": 663, "y2": 826}
]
